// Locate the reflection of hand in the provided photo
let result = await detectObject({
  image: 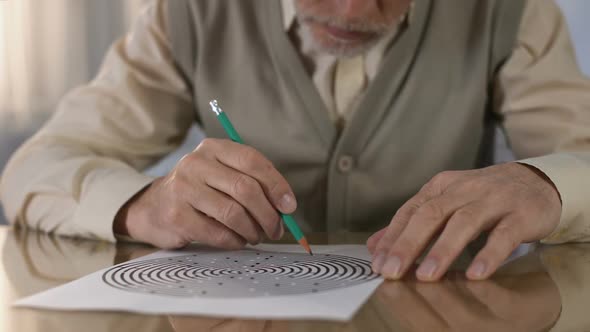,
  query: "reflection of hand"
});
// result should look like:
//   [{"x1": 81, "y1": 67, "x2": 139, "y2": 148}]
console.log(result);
[
  {"x1": 368, "y1": 163, "x2": 562, "y2": 281},
  {"x1": 376, "y1": 272, "x2": 561, "y2": 332},
  {"x1": 169, "y1": 316, "x2": 289, "y2": 332}
]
